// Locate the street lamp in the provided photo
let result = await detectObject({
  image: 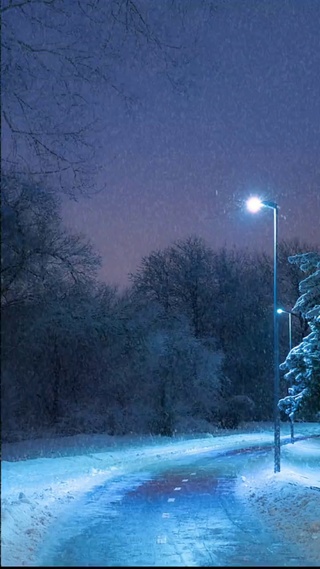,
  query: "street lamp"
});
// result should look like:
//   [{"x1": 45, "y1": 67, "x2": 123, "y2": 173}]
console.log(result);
[
  {"x1": 277, "y1": 308, "x2": 294, "y2": 351},
  {"x1": 277, "y1": 307, "x2": 300, "y2": 444},
  {"x1": 247, "y1": 197, "x2": 281, "y2": 473}
]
